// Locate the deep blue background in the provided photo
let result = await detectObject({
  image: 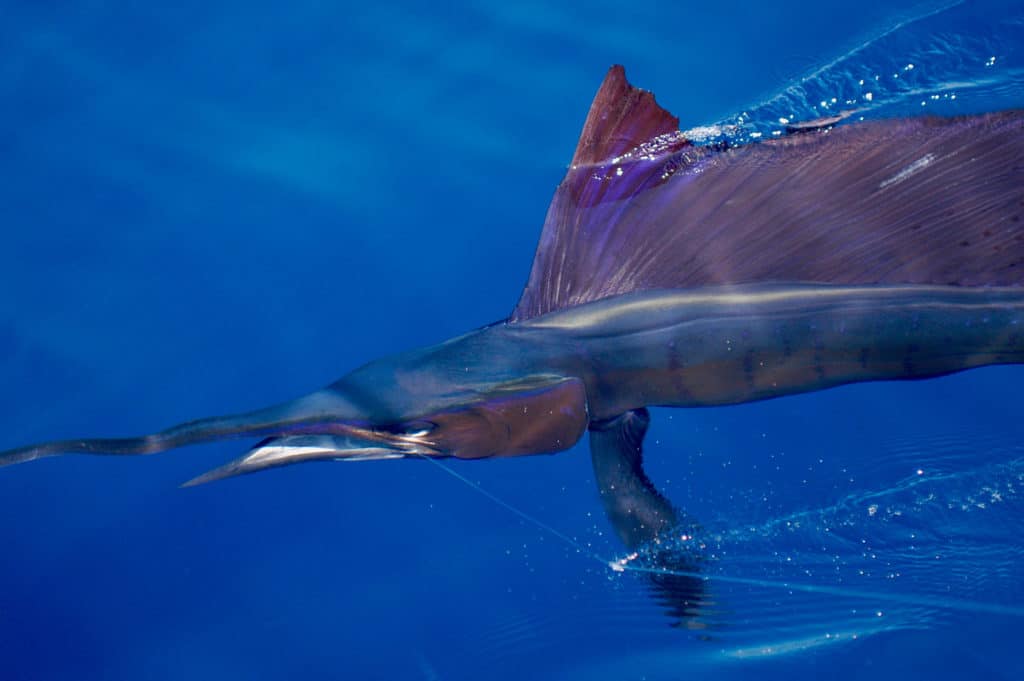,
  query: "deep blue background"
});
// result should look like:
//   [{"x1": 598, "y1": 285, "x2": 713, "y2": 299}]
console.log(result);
[{"x1": 1, "y1": 1, "x2": 1023, "y2": 679}]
